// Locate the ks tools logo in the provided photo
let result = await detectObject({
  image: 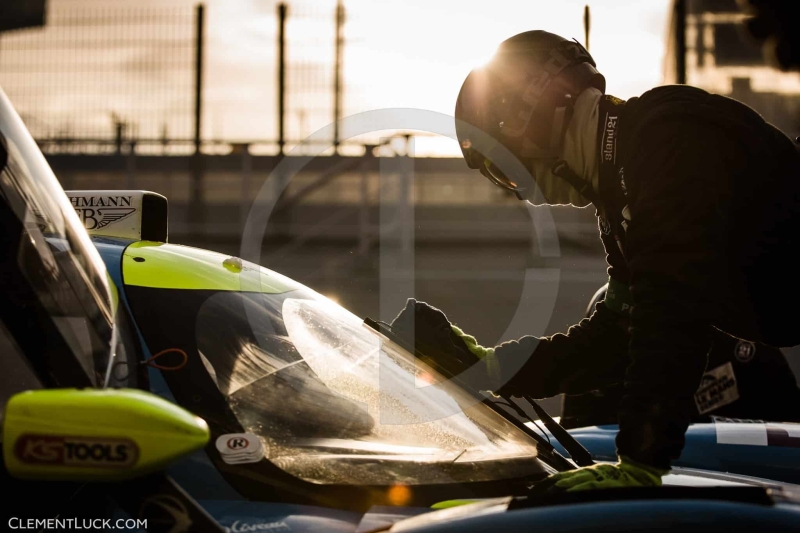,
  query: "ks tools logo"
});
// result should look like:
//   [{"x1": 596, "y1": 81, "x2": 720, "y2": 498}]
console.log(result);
[{"x1": 14, "y1": 434, "x2": 139, "y2": 468}]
